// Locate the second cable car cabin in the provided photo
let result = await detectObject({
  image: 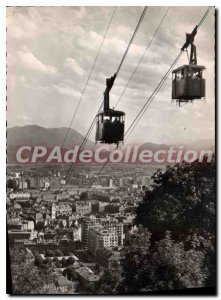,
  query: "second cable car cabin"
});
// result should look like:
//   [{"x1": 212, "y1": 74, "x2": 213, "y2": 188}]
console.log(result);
[
  {"x1": 95, "y1": 73, "x2": 125, "y2": 145},
  {"x1": 172, "y1": 64, "x2": 205, "y2": 103},
  {"x1": 172, "y1": 26, "x2": 206, "y2": 105}
]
